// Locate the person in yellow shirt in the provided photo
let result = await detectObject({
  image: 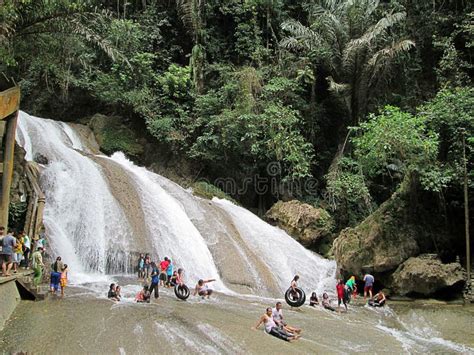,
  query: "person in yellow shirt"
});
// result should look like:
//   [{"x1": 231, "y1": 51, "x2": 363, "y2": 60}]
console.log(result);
[{"x1": 13, "y1": 234, "x2": 23, "y2": 273}]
